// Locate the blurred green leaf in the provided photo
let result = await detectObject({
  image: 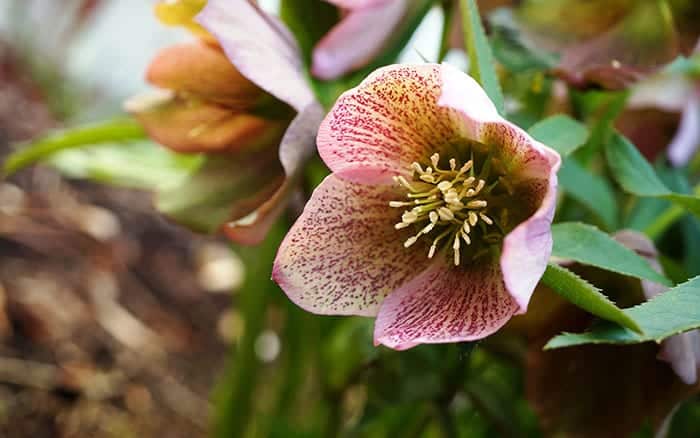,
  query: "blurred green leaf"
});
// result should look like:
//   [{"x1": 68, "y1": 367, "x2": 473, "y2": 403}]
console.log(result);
[
  {"x1": 558, "y1": 159, "x2": 618, "y2": 230},
  {"x1": 528, "y1": 114, "x2": 589, "y2": 157},
  {"x1": 49, "y1": 141, "x2": 201, "y2": 190},
  {"x1": 459, "y1": 0, "x2": 505, "y2": 114},
  {"x1": 280, "y1": 0, "x2": 338, "y2": 65},
  {"x1": 606, "y1": 133, "x2": 700, "y2": 219},
  {"x1": 546, "y1": 275, "x2": 700, "y2": 349},
  {"x1": 540, "y1": 264, "x2": 643, "y2": 334},
  {"x1": 156, "y1": 152, "x2": 283, "y2": 233},
  {"x1": 552, "y1": 222, "x2": 671, "y2": 286},
  {"x1": 3, "y1": 118, "x2": 145, "y2": 176}
]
